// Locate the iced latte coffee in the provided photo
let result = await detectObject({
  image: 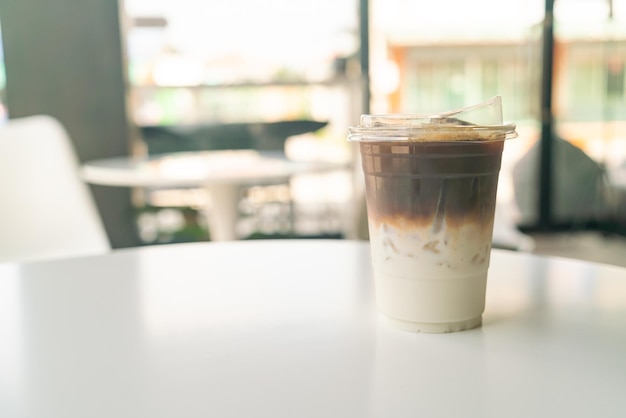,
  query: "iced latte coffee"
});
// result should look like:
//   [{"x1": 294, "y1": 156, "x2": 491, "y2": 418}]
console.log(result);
[{"x1": 349, "y1": 96, "x2": 517, "y2": 333}]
